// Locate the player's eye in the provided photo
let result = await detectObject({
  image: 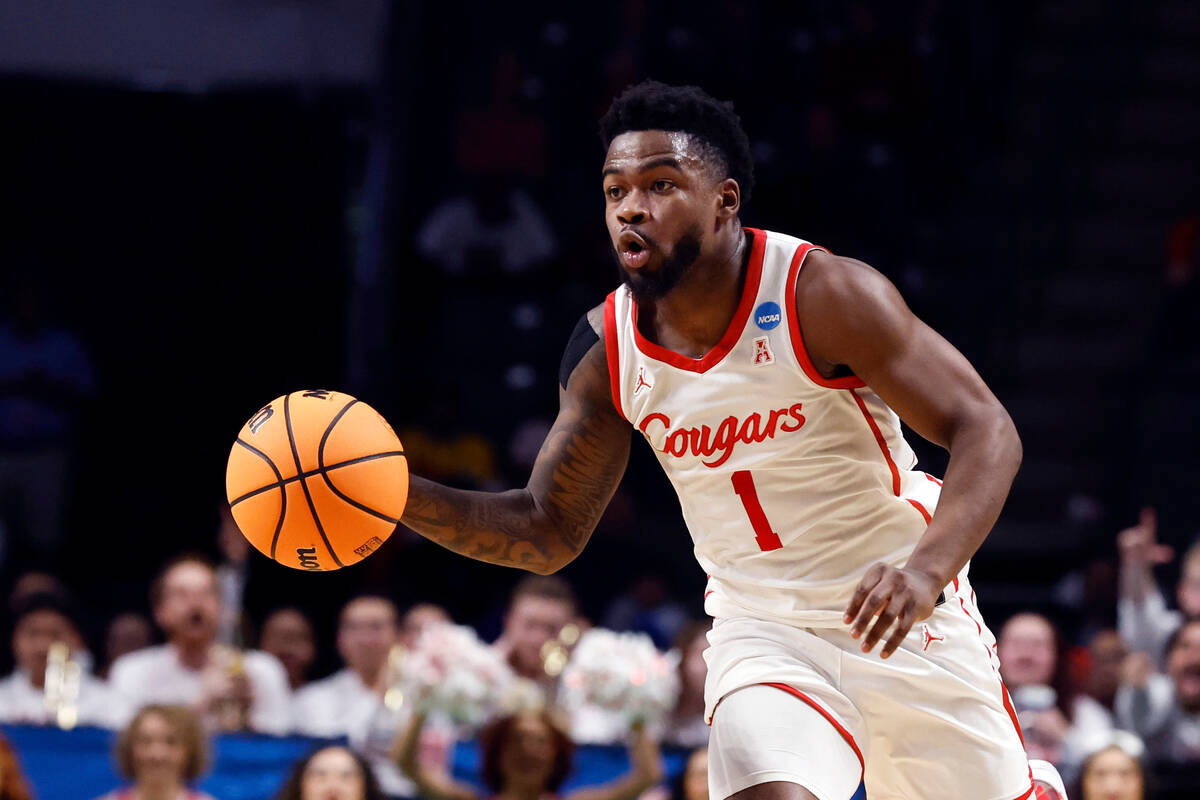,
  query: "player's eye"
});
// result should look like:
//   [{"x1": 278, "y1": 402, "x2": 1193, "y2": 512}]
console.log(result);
[
  {"x1": 605, "y1": 185, "x2": 624, "y2": 200},
  {"x1": 652, "y1": 179, "x2": 674, "y2": 192}
]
